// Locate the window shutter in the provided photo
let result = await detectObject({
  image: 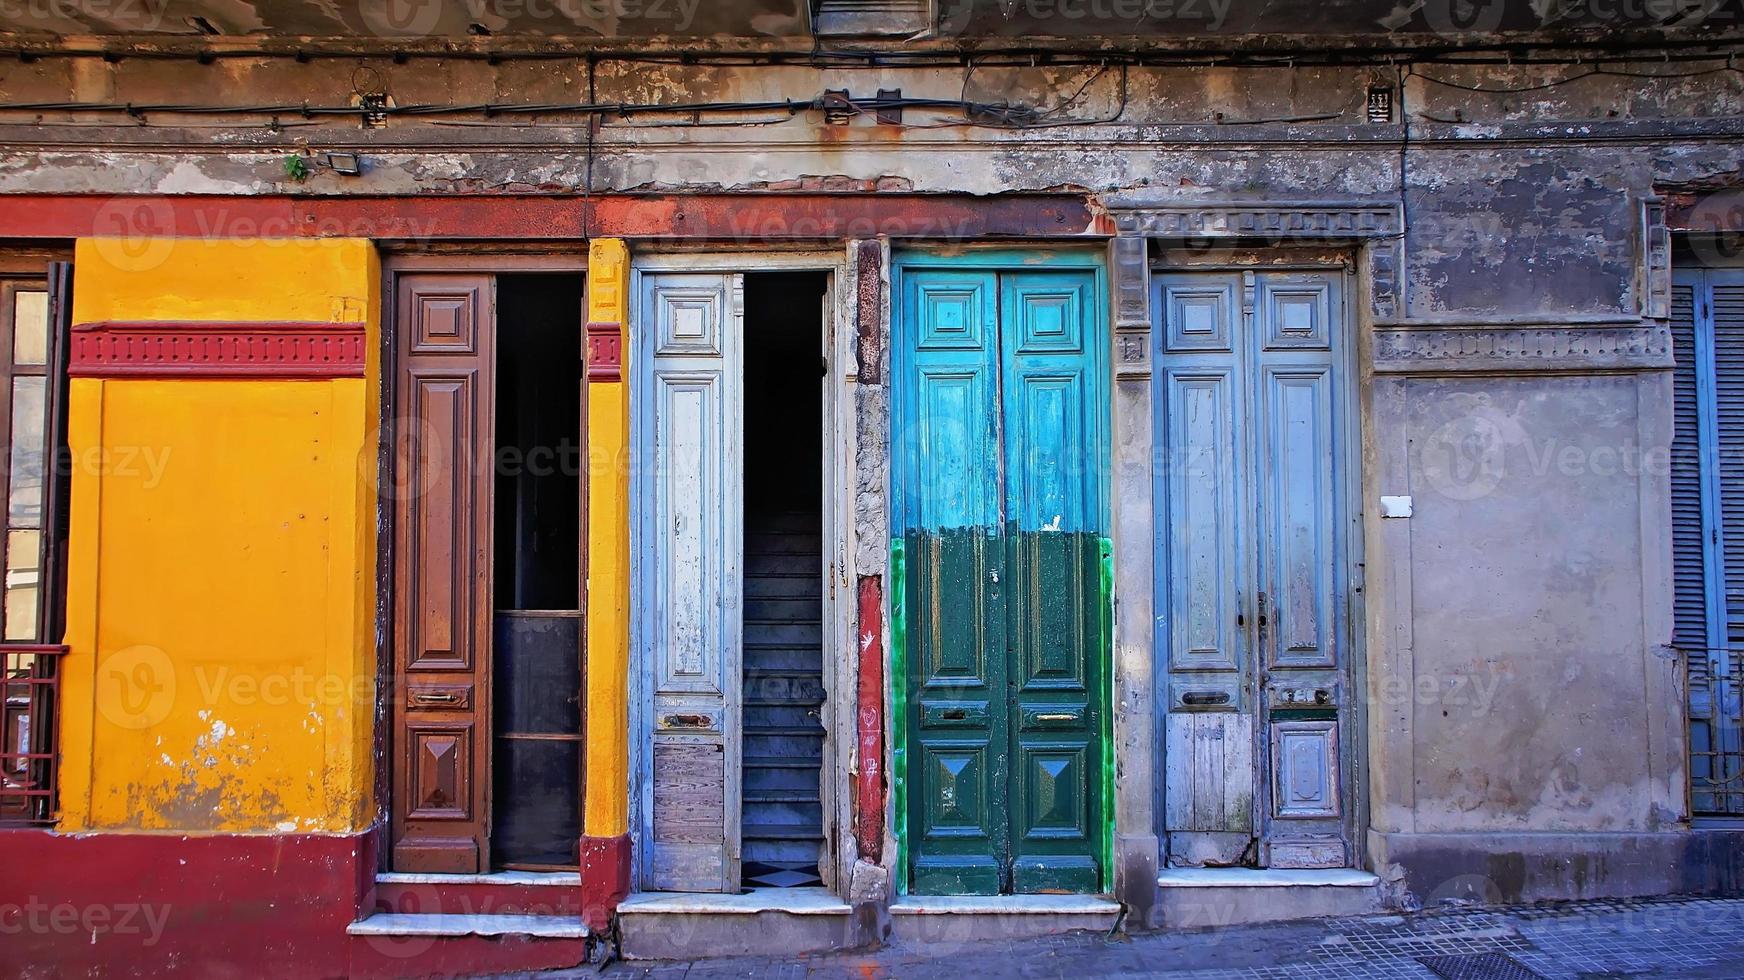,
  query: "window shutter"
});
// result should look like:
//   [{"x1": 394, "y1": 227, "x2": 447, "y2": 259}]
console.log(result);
[
  {"x1": 1682, "y1": 270, "x2": 1744, "y2": 817},
  {"x1": 1671, "y1": 283, "x2": 1709, "y2": 666},
  {"x1": 1714, "y1": 281, "x2": 1744, "y2": 649}
]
